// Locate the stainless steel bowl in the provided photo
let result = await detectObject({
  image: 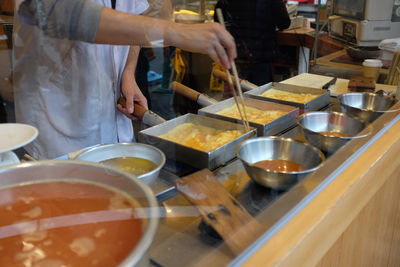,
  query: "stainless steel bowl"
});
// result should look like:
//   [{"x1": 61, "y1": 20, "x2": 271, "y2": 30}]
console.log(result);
[
  {"x1": 297, "y1": 111, "x2": 371, "y2": 155},
  {"x1": 338, "y1": 92, "x2": 398, "y2": 122},
  {"x1": 0, "y1": 160, "x2": 159, "y2": 267},
  {"x1": 345, "y1": 46, "x2": 381, "y2": 61},
  {"x1": 237, "y1": 137, "x2": 325, "y2": 190},
  {"x1": 73, "y1": 143, "x2": 166, "y2": 185}
]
